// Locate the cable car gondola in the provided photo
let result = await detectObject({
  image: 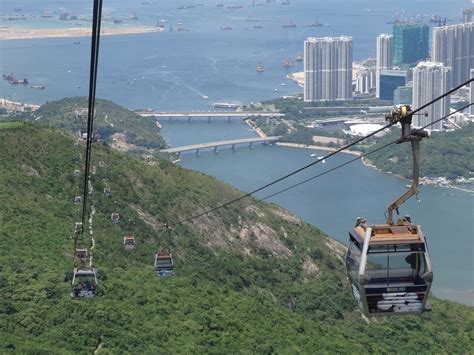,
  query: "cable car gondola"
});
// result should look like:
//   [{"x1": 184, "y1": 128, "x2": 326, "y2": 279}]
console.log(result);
[
  {"x1": 71, "y1": 267, "x2": 97, "y2": 298},
  {"x1": 74, "y1": 222, "x2": 83, "y2": 238},
  {"x1": 346, "y1": 217, "x2": 433, "y2": 315},
  {"x1": 346, "y1": 105, "x2": 433, "y2": 317},
  {"x1": 154, "y1": 251, "x2": 174, "y2": 277},
  {"x1": 75, "y1": 247, "x2": 89, "y2": 264},
  {"x1": 123, "y1": 235, "x2": 136, "y2": 250}
]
